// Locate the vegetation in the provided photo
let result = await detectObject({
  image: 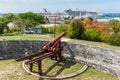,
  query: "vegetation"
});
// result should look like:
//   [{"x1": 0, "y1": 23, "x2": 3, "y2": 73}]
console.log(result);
[
  {"x1": 0, "y1": 12, "x2": 120, "y2": 46},
  {"x1": 0, "y1": 12, "x2": 120, "y2": 80},
  {"x1": 0, "y1": 13, "x2": 14, "y2": 34},
  {"x1": 43, "y1": 17, "x2": 120, "y2": 46},
  {"x1": 1, "y1": 34, "x2": 120, "y2": 50},
  {"x1": 0, "y1": 34, "x2": 47, "y2": 40},
  {"x1": 17, "y1": 12, "x2": 45, "y2": 29},
  {"x1": 0, "y1": 59, "x2": 118, "y2": 80},
  {"x1": 0, "y1": 12, "x2": 45, "y2": 34},
  {"x1": 68, "y1": 19, "x2": 85, "y2": 39},
  {"x1": 68, "y1": 38, "x2": 120, "y2": 50},
  {"x1": 84, "y1": 28, "x2": 101, "y2": 41}
]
